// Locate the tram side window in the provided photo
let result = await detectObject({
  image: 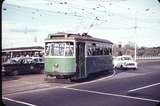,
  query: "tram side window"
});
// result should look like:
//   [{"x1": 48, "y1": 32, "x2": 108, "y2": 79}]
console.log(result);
[
  {"x1": 87, "y1": 43, "x2": 96, "y2": 56},
  {"x1": 109, "y1": 48, "x2": 112, "y2": 55},
  {"x1": 87, "y1": 43, "x2": 112, "y2": 56}
]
